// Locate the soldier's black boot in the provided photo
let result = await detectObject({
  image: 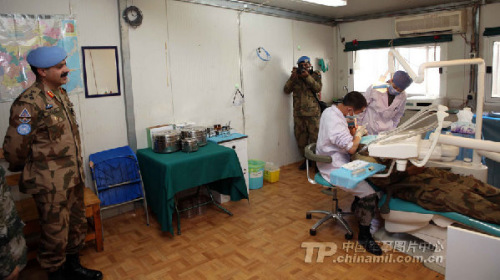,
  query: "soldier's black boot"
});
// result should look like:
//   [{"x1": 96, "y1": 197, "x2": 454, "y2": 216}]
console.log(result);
[
  {"x1": 65, "y1": 254, "x2": 103, "y2": 280},
  {"x1": 298, "y1": 160, "x2": 307, "y2": 170},
  {"x1": 48, "y1": 266, "x2": 66, "y2": 280},
  {"x1": 350, "y1": 196, "x2": 360, "y2": 212},
  {"x1": 358, "y1": 224, "x2": 383, "y2": 256}
]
